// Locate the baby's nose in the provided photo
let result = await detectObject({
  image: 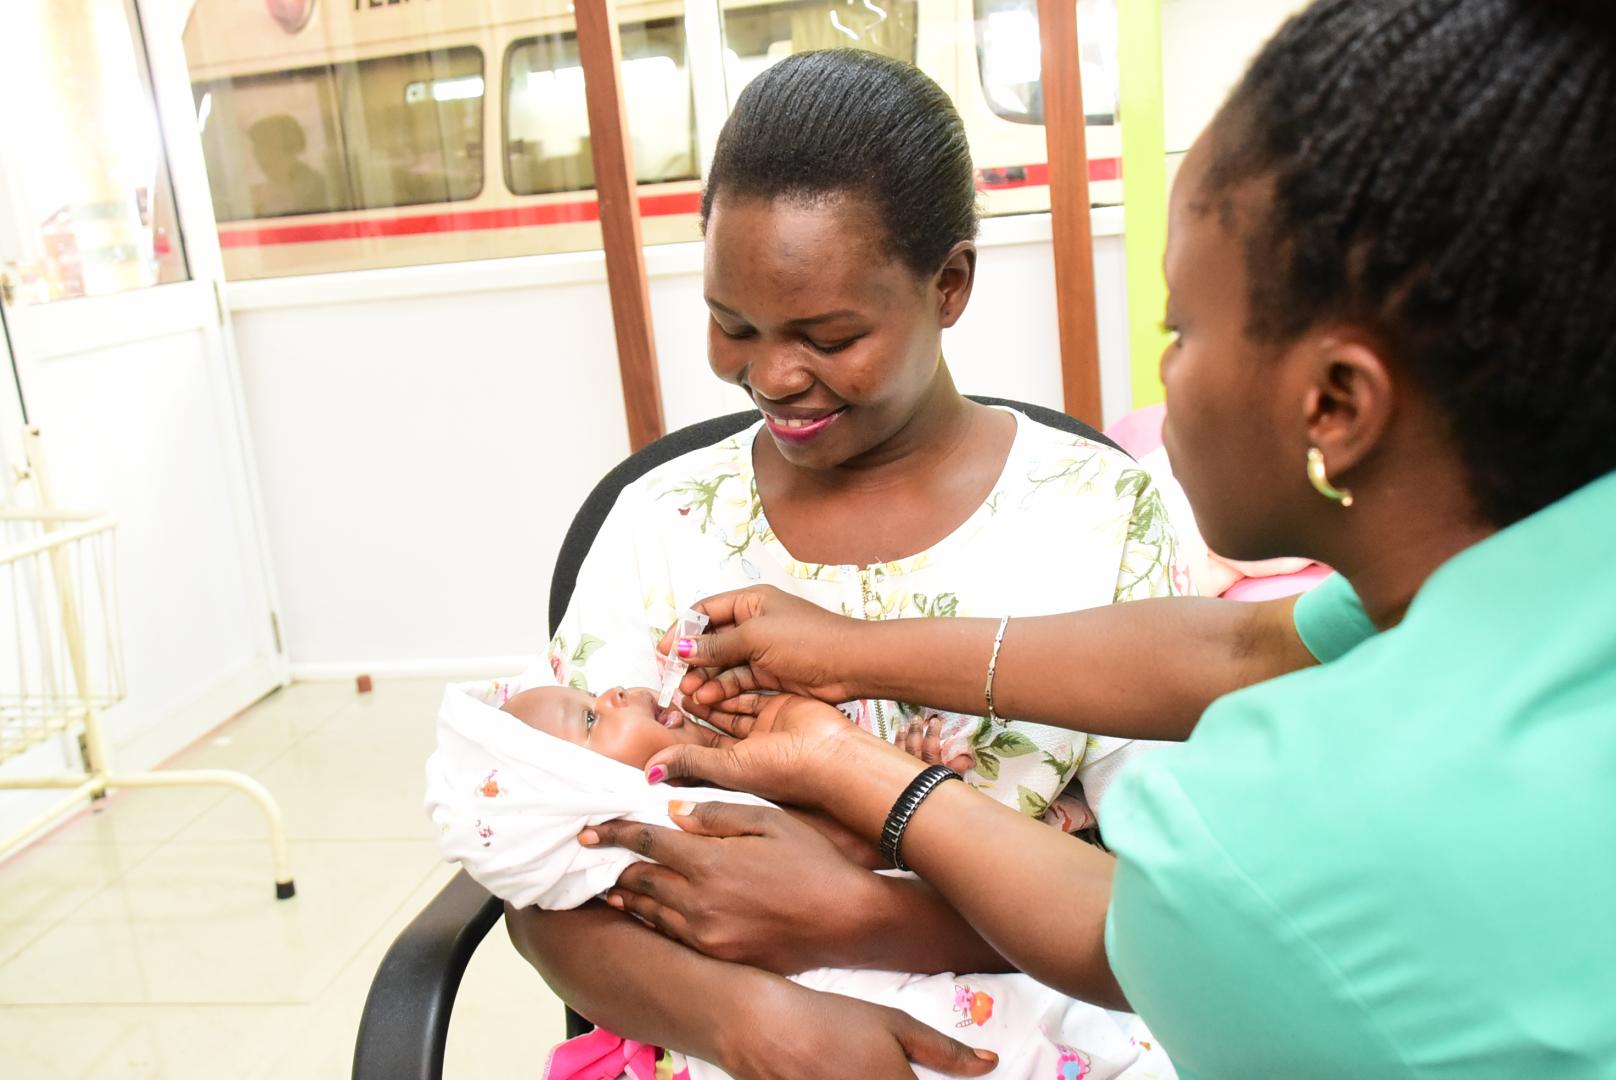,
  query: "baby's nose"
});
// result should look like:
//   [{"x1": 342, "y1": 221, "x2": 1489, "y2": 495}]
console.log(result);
[{"x1": 594, "y1": 687, "x2": 625, "y2": 710}]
